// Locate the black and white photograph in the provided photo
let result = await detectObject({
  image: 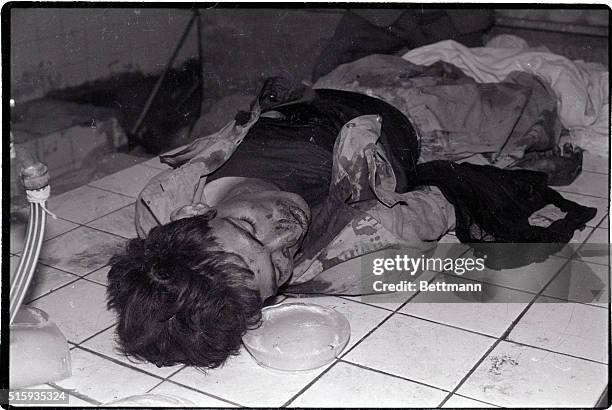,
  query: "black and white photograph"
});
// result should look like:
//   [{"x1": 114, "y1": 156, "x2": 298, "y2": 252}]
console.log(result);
[{"x1": 5, "y1": 3, "x2": 610, "y2": 408}]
